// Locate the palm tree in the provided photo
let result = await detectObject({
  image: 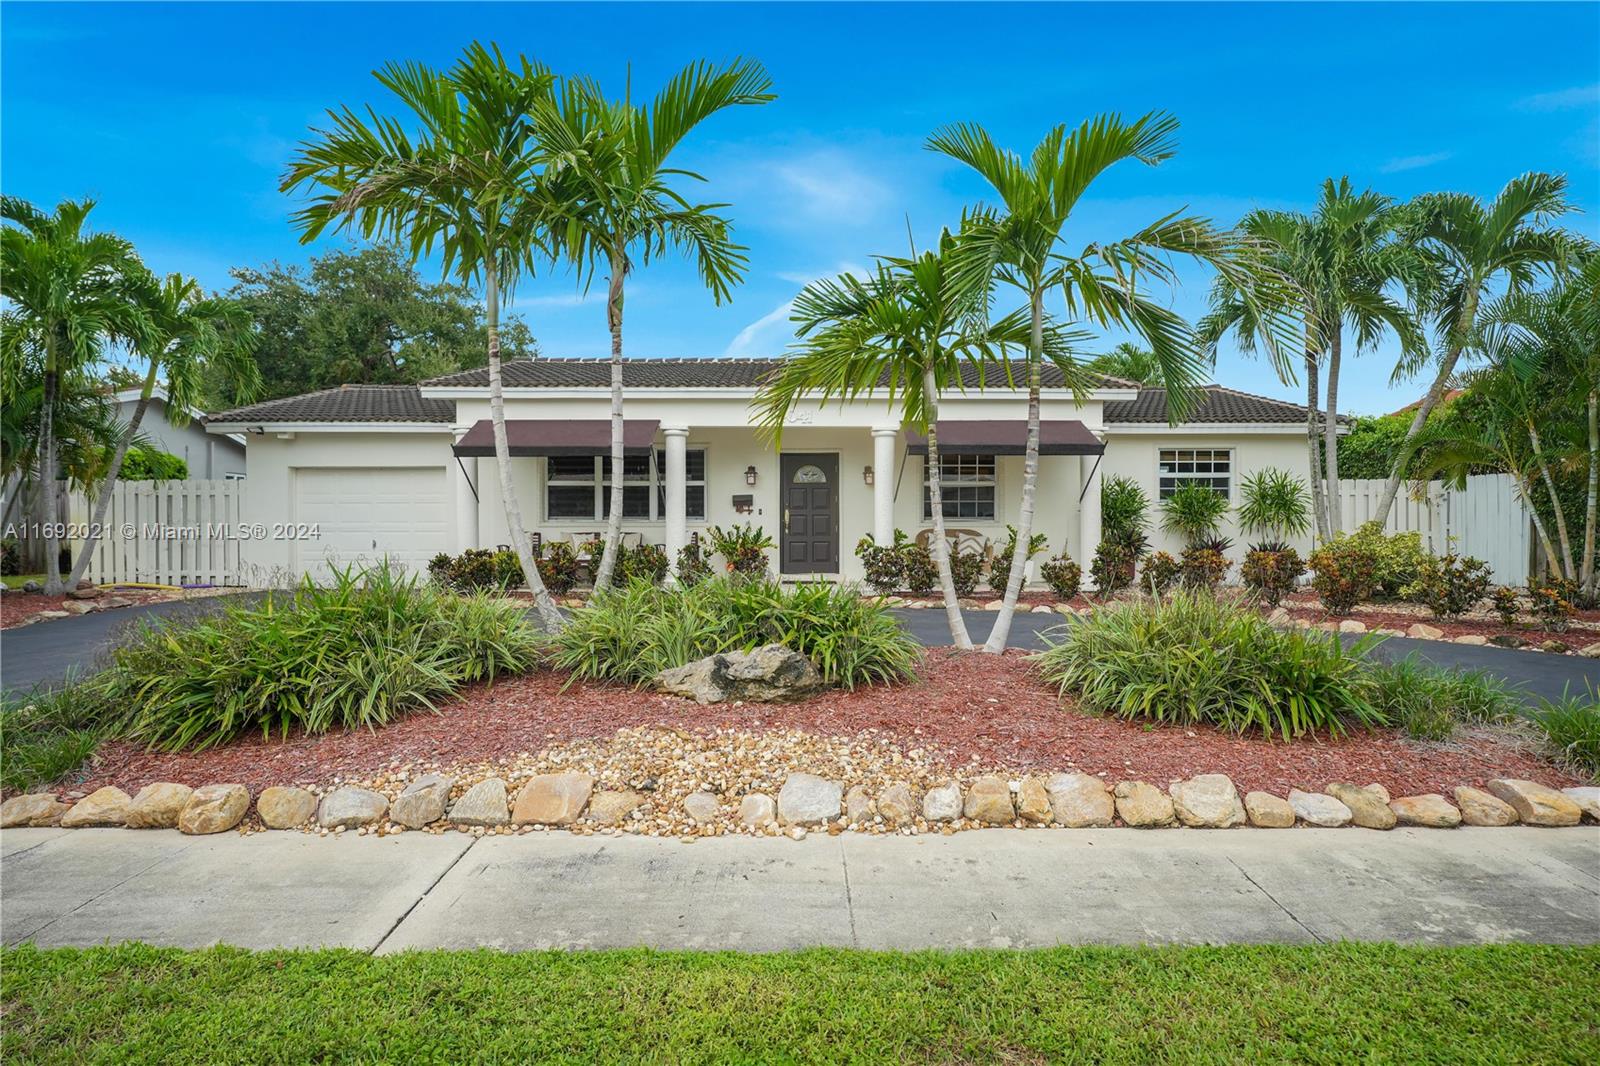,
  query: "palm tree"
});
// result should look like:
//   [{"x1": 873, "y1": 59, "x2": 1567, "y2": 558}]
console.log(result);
[
  {"x1": 0, "y1": 196, "x2": 143, "y2": 594},
  {"x1": 282, "y1": 41, "x2": 564, "y2": 630},
  {"x1": 1371, "y1": 173, "x2": 1577, "y2": 529},
  {"x1": 754, "y1": 230, "x2": 1073, "y2": 648},
  {"x1": 1090, "y1": 341, "x2": 1165, "y2": 386},
  {"x1": 65, "y1": 270, "x2": 263, "y2": 589},
  {"x1": 1199, "y1": 180, "x2": 1429, "y2": 540},
  {"x1": 534, "y1": 60, "x2": 774, "y2": 591},
  {"x1": 928, "y1": 113, "x2": 1284, "y2": 652}
]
